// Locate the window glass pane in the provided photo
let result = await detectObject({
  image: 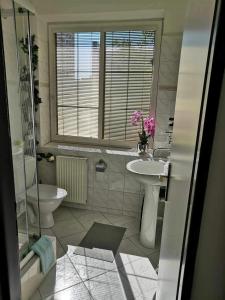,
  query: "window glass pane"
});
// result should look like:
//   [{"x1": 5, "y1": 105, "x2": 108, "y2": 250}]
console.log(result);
[
  {"x1": 56, "y1": 32, "x2": 100, "y2": 138},
  {"x1": 78, "y1": 108, "x2": 98, "y2": 137},
  {"x1": 104, "y1": 30, "x2": 155, "y2": 141},
  {"x1": 58, "y1": 106, "x2": 78, "y2": 136}
]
